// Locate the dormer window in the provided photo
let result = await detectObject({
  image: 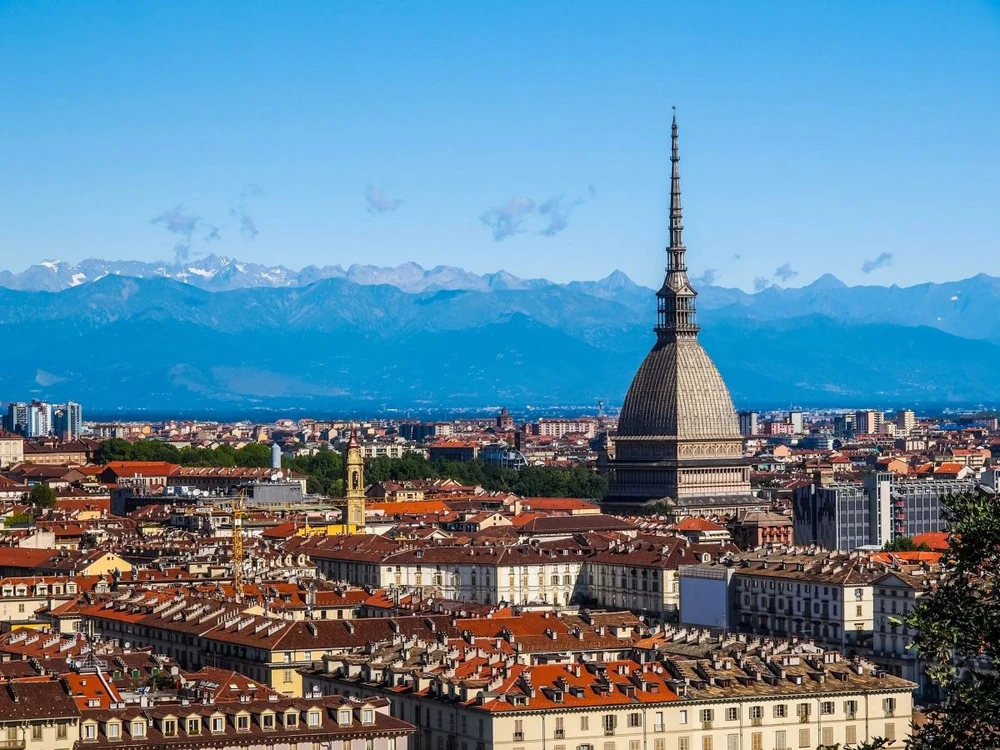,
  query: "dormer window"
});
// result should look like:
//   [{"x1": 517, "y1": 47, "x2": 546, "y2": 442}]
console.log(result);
[
  {"x1": 339, "y1": 709, "x2": 352, "y2": 727},
  {"x1": 162, "y1": 719, "x2": 177, "y2": 737},
  {"x1": 187, "y1": 717, "x2": 200, "y2": 735},
  {"x1": 236, "y1": 714, "x2": 250, "y2": 732},
  {"x1": 308, "y1": 711, "x2": 322, "y2": 727},
  {"x1": 107, "y1": 722, "x2": 121, "y2": 740},
  {"x1": 262, "y1": 713, "x2": 275, "y2": 730},
  {"x1": 131, "y1": 721, "x2": 145, "y2": 738},
  {"x1": 285, "y1": 712, "x2": 298, "y2": 728},
  {"x1": 362, "y1": 708, "x2": 375, "y2": 725},
  {"x1": 83, "y1": 722, "x2": 98, "y2": 741},
  {"x1": 211, "y1": 716, "x2": 224, "y2": 734}
]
